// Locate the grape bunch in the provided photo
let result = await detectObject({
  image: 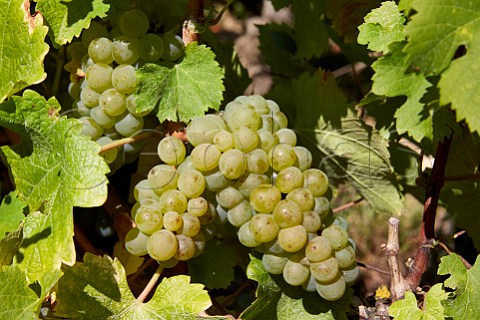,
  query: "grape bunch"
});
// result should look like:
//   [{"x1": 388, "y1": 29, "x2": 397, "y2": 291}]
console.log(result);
[
  {"x1": 126, "y1": 95, "x2": 359, "y2": 301},
  {"x1": 65, "y1": 5, "x2": 185, "y2": 168}
]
